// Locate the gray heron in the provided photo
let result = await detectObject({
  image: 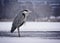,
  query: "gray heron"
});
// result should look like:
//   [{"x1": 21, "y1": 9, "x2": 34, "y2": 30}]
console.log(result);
[{"x1": 10, "y1": 9, "x2": 31, "y2": 37}]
